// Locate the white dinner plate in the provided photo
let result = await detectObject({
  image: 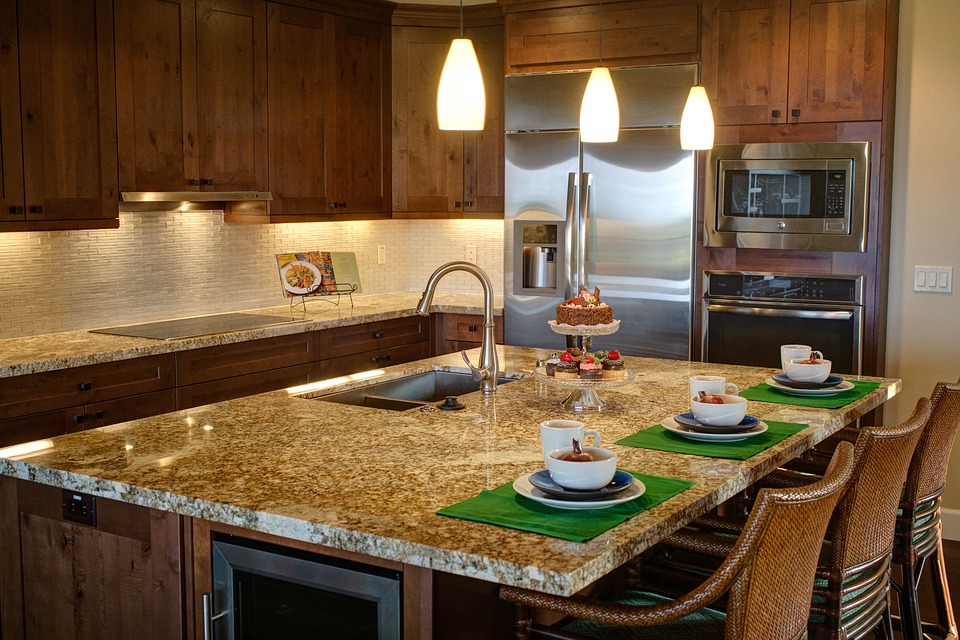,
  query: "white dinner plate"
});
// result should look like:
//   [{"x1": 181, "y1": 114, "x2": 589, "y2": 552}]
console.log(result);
[
  {"x1": 661, "y1": 416, "x2": 768, "y2": 442},
  {"x1": 281, "y1": 261, "x2": 322, "y2": 295},
  {"x1": 513, "y1": 473, "x2": 645, "y2": 510},
  {"x1": 765, "y1": 377, "x2": 855, "y2": 397}
]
